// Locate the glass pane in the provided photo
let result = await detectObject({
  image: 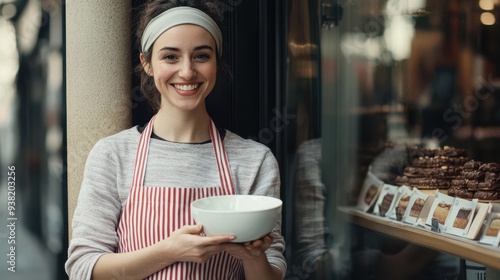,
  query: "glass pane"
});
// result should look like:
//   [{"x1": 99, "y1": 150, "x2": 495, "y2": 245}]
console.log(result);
[{"x1": 287, "y1": 0, "x2": 500, "y2": 279}]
